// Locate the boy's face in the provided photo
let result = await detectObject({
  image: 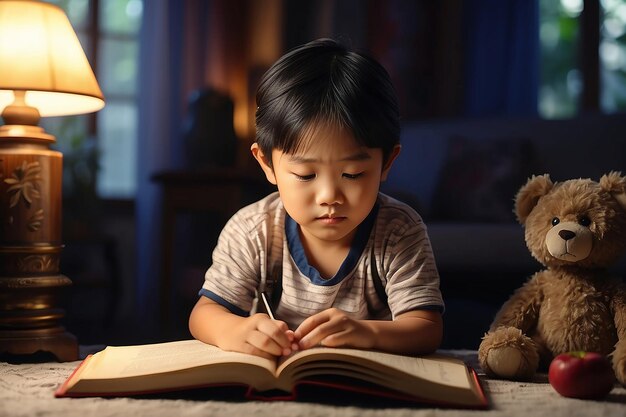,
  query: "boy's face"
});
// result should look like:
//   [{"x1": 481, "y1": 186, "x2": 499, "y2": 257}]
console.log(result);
[{"x1": 252, "y1": 125, "x2": 399, "y2": 248}]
